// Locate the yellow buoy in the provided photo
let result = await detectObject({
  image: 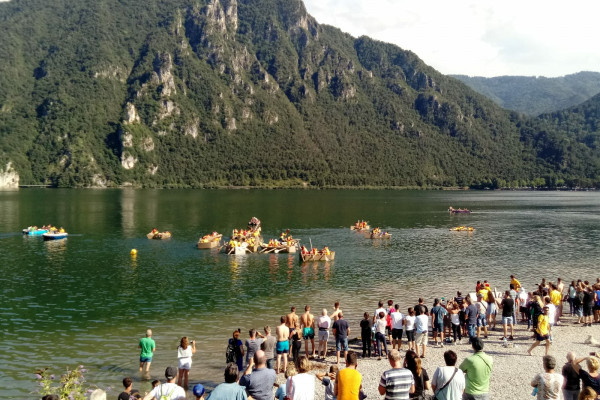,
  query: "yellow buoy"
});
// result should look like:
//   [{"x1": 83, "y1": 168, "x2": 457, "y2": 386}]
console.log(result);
[{"x1": 130, "y1": 249, "x2": 138, "y2": 256}]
